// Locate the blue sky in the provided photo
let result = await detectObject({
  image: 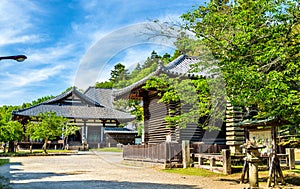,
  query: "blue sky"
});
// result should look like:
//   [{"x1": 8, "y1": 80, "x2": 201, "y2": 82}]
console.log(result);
[{"x1": 0, "y1": 0, "x2": 206, "y2": 105}]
